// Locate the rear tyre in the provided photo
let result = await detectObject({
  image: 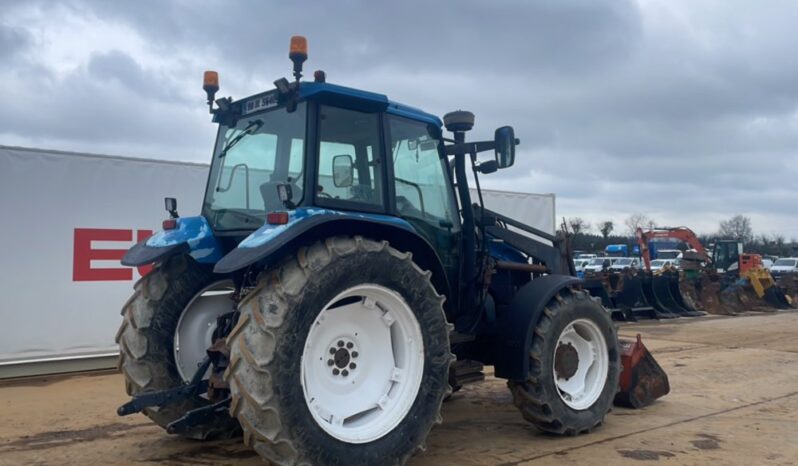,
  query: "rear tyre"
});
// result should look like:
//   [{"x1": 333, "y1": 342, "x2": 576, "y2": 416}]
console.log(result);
[
  {"x1": 116, "y1": 254, "x2": 240, "y2": 439},
  {"x1": 508, "y1": 289, "x2": 620, "y2": 435},
  {"x1": 225, "y1": 236, "x2": 452, "y2": 466}
]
